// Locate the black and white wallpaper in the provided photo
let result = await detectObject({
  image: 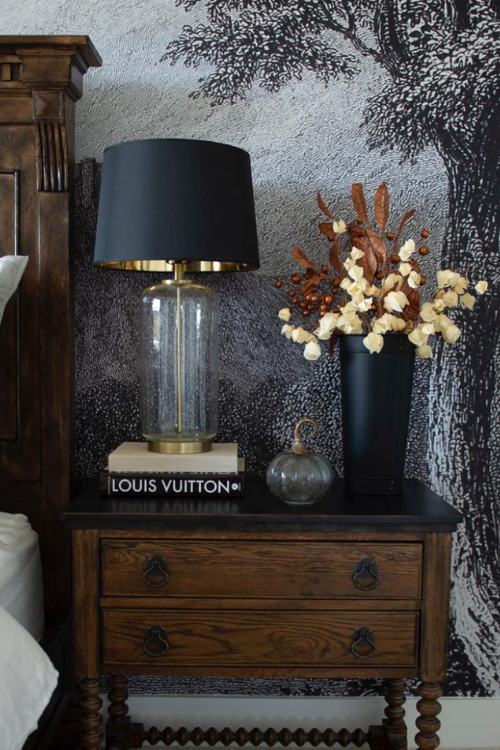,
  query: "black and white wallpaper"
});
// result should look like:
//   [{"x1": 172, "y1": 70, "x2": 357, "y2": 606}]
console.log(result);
[{"x1": 11, "y1": 0, "x2": 500, "y2": 697}]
